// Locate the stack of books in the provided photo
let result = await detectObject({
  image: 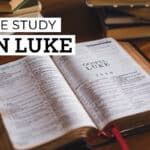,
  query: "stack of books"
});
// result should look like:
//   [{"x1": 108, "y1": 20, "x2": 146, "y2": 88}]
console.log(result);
[
  {"x1": 86, "y1": 0, "x2": 150, "y2": 40},
  {"x1": 0, "y1": 0, "x2": 42, "y2": 18}
]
